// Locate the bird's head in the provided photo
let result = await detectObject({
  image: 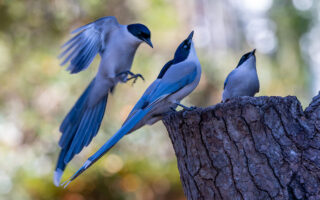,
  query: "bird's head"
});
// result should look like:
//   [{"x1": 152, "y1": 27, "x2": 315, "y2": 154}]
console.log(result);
[
  {"x1": 236, "y1": 49, "x2": 256, "y2": 68},
  {"x1": 127, "y1": 23, "x2": 153, "y2": 48},
  {"x1": 173, "y1": 31, "x2": 194, "y2": 64}
]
